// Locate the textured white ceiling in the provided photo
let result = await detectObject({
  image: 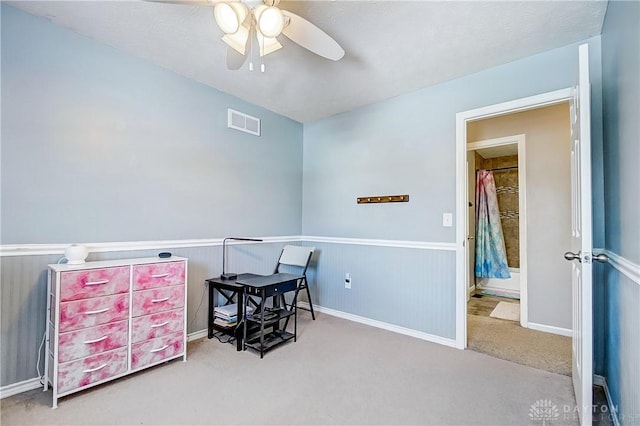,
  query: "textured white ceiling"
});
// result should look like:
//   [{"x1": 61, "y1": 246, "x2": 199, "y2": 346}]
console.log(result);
[{"x1": 8, "y1": 0, "x2": 607, "y2": 123}]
